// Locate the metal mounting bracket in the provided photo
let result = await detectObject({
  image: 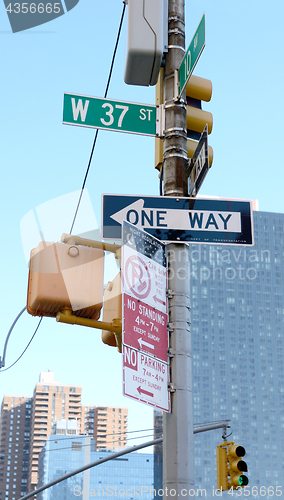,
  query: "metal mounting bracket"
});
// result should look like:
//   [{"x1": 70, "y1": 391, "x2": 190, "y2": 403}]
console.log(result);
[
  {"x1": 168, "y1": 383, "x2": 176, "y2": 393},
  {"x1": 156, "y1": 104, "x2": 165, "y2": 138}
]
